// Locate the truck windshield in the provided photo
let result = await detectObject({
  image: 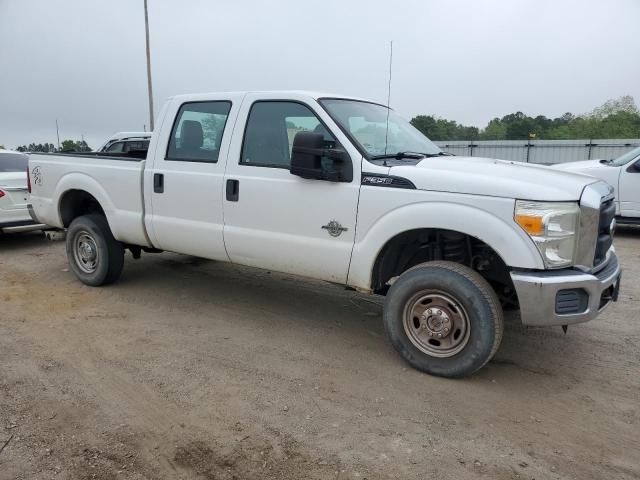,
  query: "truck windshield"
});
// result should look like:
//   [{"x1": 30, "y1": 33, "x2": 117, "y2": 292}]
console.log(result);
[
  {"x1": 320, "y1": 99, "x2": 442, "y2": 159},
  {"x1": 609, "y1": 146, "x2": 640, "y2": 167}
]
